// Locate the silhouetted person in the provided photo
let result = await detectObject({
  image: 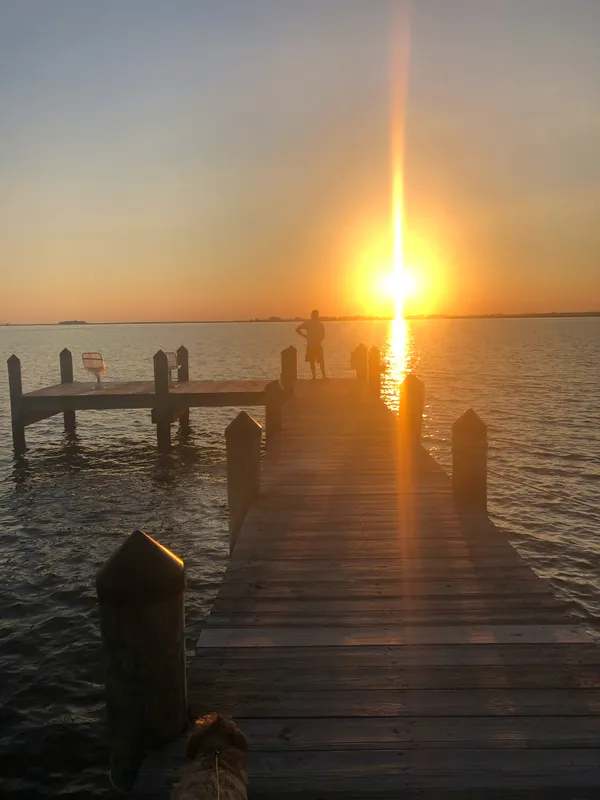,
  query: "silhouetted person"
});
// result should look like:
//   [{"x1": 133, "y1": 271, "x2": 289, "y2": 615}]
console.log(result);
[{"x1": 296, "y1": 310, "x2": 326, "y2": 379}]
